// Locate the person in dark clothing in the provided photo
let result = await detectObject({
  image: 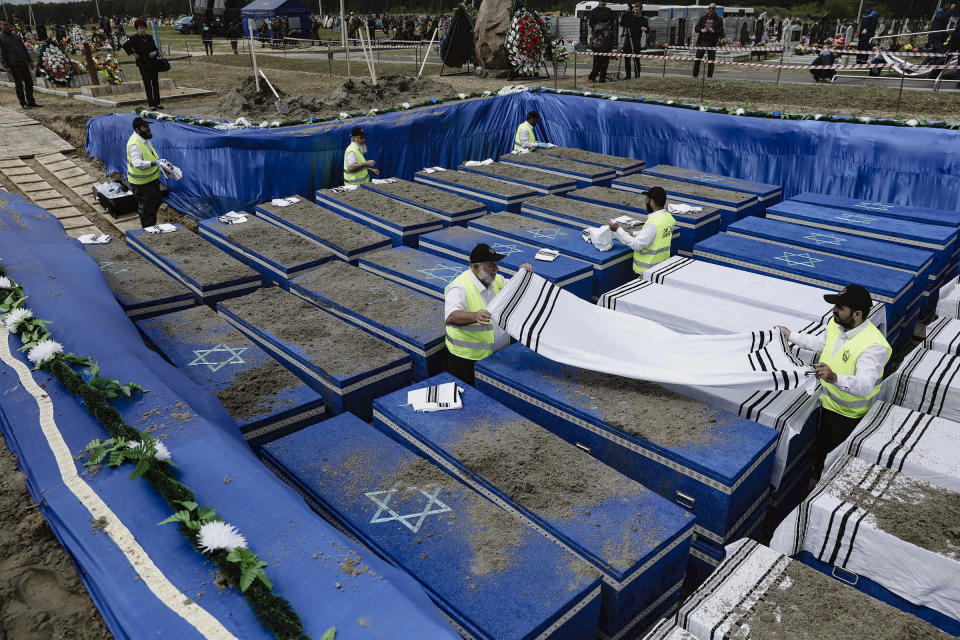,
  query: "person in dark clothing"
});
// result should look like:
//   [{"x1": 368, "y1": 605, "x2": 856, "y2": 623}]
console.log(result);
[
  {"x1": 949, "y1": 8, "x2": 960, "y2": 53},
  {"x1": 201, "y1": 22, "x2": 214, "y2": 55},
  {"x1": 0, "y1": 20, "x2": 39, "y2": 108},
  {"x1": 810, "y1": 48, "x2": 838, "y2": 82},
  {"x1": 123, "y1": 19, "x2": 161, "y2": 109},
  {"x1": 693, "y1": 3, "x2": 724, "y2": 78},
  {"x1": 857, "y1": 3, "x2": 879, "y2": 63},
  {"x1": 259, "y1": 18, "x2": 269, "y2": 46},
  {"x1": 588, "y1": 0, "x2": 616, "y2": 83},
  {"x1": 931, "y1": 4, "x2": 958, "y2": 52},
  {"x1": 228, "y1": 20, "x2": 241, "y2": 54},
  {"x1": 620, "y1": 3, "x2": 648, "y2": 78}
]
